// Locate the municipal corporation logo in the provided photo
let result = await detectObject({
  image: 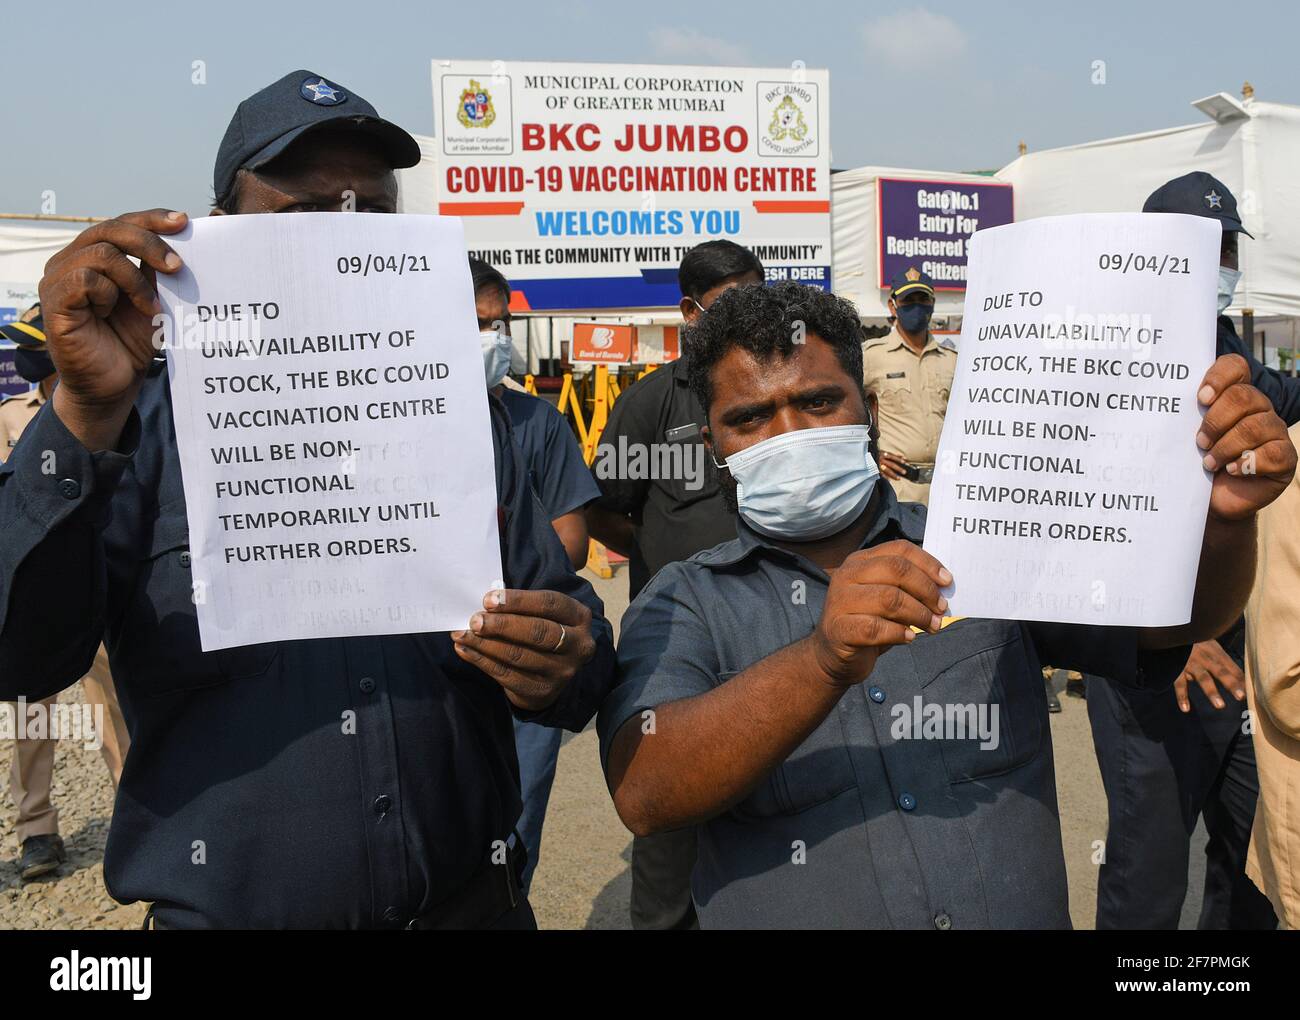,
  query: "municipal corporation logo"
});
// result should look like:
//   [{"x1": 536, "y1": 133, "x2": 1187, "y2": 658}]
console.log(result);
[
  {"x1": 458, "y1": 79, "x2": 497, "y2": 129},
  {"x1": 757, "y1": 81, "x2": 818, "y2": 157},
  {"x1": 441, "y1": 73, "x2": 513, "y2": 156}
]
